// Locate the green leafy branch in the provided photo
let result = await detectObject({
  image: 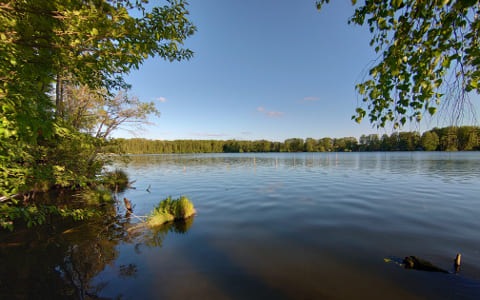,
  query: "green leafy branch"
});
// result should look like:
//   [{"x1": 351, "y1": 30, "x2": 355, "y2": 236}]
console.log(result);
[{"x1": 317, "y1": 0, "x2": 480, "y2": 128}]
